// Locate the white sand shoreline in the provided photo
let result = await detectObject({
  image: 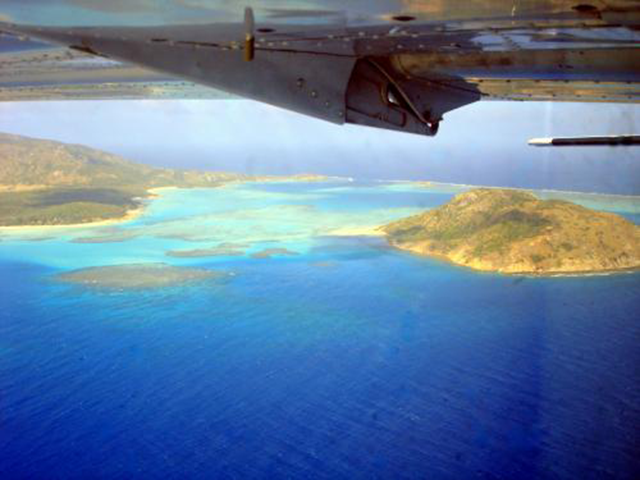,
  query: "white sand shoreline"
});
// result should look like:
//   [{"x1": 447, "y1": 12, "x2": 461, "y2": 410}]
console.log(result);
[
  {"x1": 0, "y1": 206, "x2": 146, "y2": 234},
  {"x1": 328, "y1": 225, "x2": 384, "y2": 237},
  {"x1": 0, "y1": 185, "x2": 187, "y2": 234}
]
